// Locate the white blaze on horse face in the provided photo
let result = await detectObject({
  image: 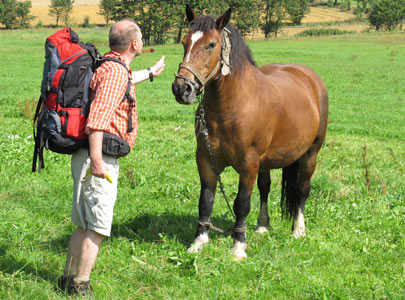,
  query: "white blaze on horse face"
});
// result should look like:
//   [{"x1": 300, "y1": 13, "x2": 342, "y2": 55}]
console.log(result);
[{"x1": 186, "y1": 31, "x2": 204, "y2": 63}]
